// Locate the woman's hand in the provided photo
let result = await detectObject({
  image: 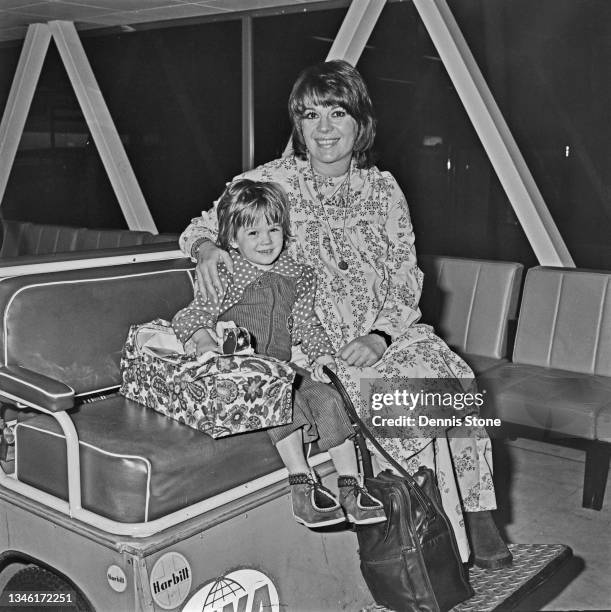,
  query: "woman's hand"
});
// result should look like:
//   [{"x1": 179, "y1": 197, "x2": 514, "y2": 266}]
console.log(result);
[
  {"x1": 196, "y1": 241, "x2": 233, "y2": 302},
  {"x1": 311, "y1": 355, "x2": 336, "y2": 383},
  {"x1": 337, "y1": 334, "x2": 387, "y2": 367}
]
